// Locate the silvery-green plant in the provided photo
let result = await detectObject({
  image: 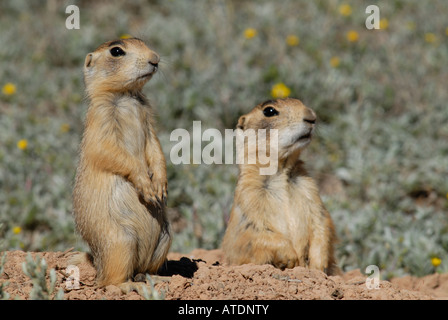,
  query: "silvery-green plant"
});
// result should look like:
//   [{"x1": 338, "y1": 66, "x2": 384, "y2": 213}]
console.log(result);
[
  {"x1": 0, "y1": 253, "x2": 9, "y2": 300},
  {"x1": 140, "y1": 274, "x2": 165, "y2": 300},
  {"x1": 21, "y1": 253, "x2": 63, "y2": 300}
]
